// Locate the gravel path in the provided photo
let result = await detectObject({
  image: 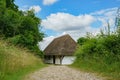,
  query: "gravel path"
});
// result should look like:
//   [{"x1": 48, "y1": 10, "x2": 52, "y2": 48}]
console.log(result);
[{"x1": 24, "y1": 65, "x2": 104, "y2": 80}]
